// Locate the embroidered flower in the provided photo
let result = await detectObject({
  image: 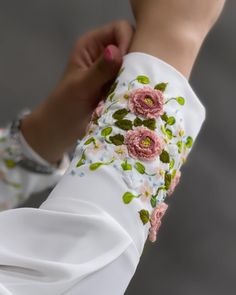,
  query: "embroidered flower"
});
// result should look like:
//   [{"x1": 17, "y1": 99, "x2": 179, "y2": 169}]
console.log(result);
[
  {"x1": 114, "y1": 145, "x2": 128, "y2": 160},
  {"x1": 125, "y1": 126, "x2": 163, "y2": 161},
  {"x1": 91, "y1": 99, "x2": 105, "y2": 121},
  {"x1": 148, "y1": 202, "x2": 168, "y2": 242},
  {"x1": 86, "y1": 139, "x2": 104, "y2": 154},
  {"x1": 128, "y1": 86, "x2": 164, "y2": 119},
  {"x1": 139, "y1": 180, "x2": 153, "y2": 202},
  {"x1": 168, "y1": 170, "x2": 181, "y2": 196}
]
